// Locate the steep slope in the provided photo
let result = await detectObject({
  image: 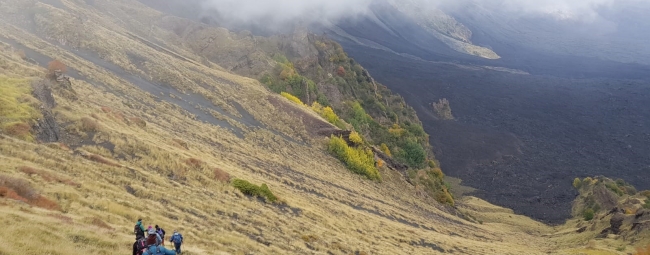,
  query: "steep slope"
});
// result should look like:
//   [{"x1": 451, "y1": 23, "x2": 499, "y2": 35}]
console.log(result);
[
  {"x1": 0, "y1": 1, "x2": 648, "y2": 255},
  {"x1": 0, "y1": 0, "x2": 550, "y2": 254}
]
